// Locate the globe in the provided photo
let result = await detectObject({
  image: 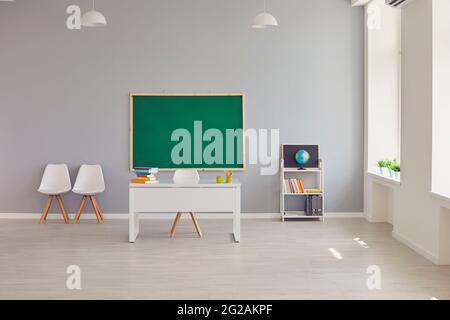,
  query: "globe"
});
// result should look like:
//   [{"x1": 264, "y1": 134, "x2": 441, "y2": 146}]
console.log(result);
[{"x1": 295, "y1": 150, "x2": 310, "y2": 165}]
